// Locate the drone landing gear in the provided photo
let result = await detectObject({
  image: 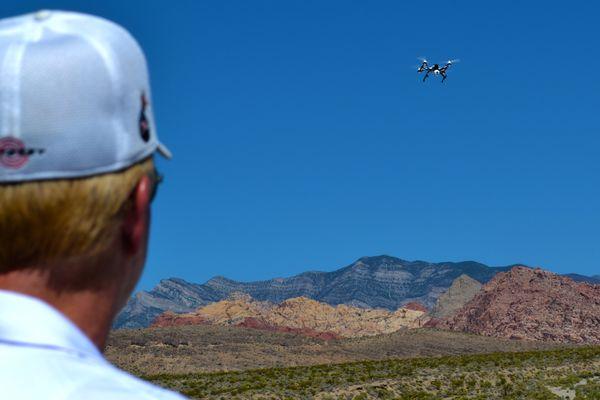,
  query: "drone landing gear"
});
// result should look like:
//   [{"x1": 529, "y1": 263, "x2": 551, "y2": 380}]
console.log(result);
[
  {"x1": 441, "y1": 72, "x2": 447, "y2": 82},
  {"x1": 422, "y1": 72, "x2": 430, "y2": 82}
]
